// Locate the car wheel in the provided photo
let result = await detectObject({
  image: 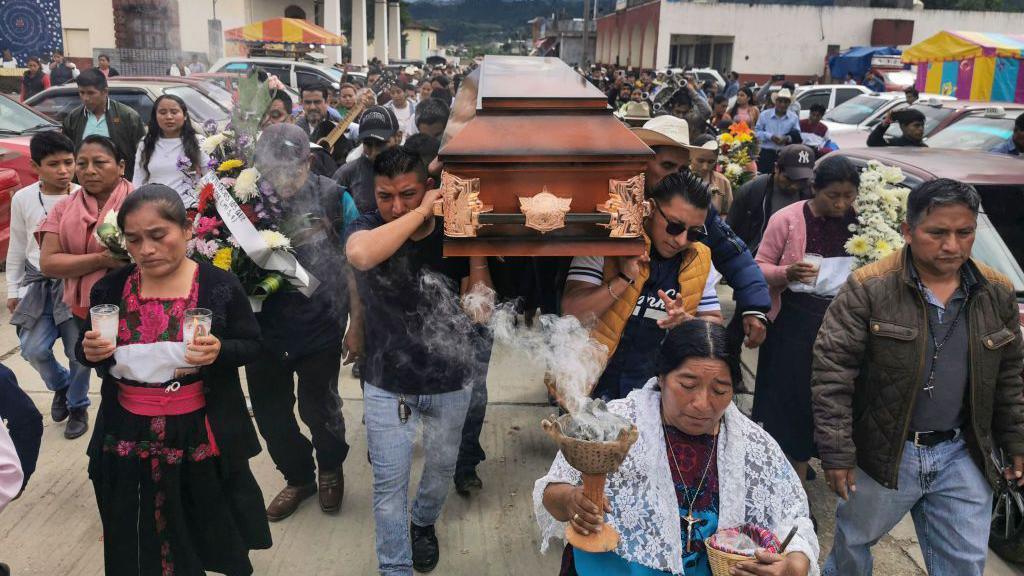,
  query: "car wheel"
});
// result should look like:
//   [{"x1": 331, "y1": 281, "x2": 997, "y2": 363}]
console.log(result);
[{"x1": 990, "y1": 480, "x2": 1024, "y2": 562}]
